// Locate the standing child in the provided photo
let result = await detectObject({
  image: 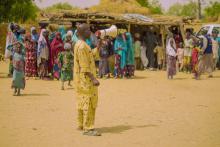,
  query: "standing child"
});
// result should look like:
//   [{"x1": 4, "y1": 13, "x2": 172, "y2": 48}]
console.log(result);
[
  {"x1": 166, "y1": 32, "x2": 177, "y2": 79},
  {"x1": 183, "y1": 32, "x2": 193, "y2": 73},
  {"x1": 98, "y1": 38, "x2": 110, "y2": 78},
  {"x1": 11, "y1": 42, "x2": 25, "y2": 96},
  {"x1": 154, "y1": 42, "x2": 164, "y2": 70},
  {"x1": 58, "y1": 43, "x2": 74, "y2": 90},
  {"x1": 176, "y1": 42, "x2": 184, "y2": 72},
  {"x1": 191, "y1": 38, "x2": 202, "y2": 79}
]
